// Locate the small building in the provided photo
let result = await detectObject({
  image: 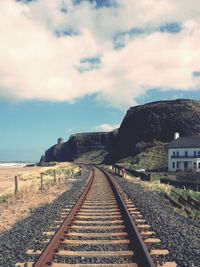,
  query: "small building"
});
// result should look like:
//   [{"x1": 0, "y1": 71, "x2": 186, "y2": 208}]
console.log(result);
[
  {"x1": 168, "y1": 133, "x2": 200, "y2": 171},
  {"x1": 57, "y1": 137, "x2": 64, "y2": 145}
]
